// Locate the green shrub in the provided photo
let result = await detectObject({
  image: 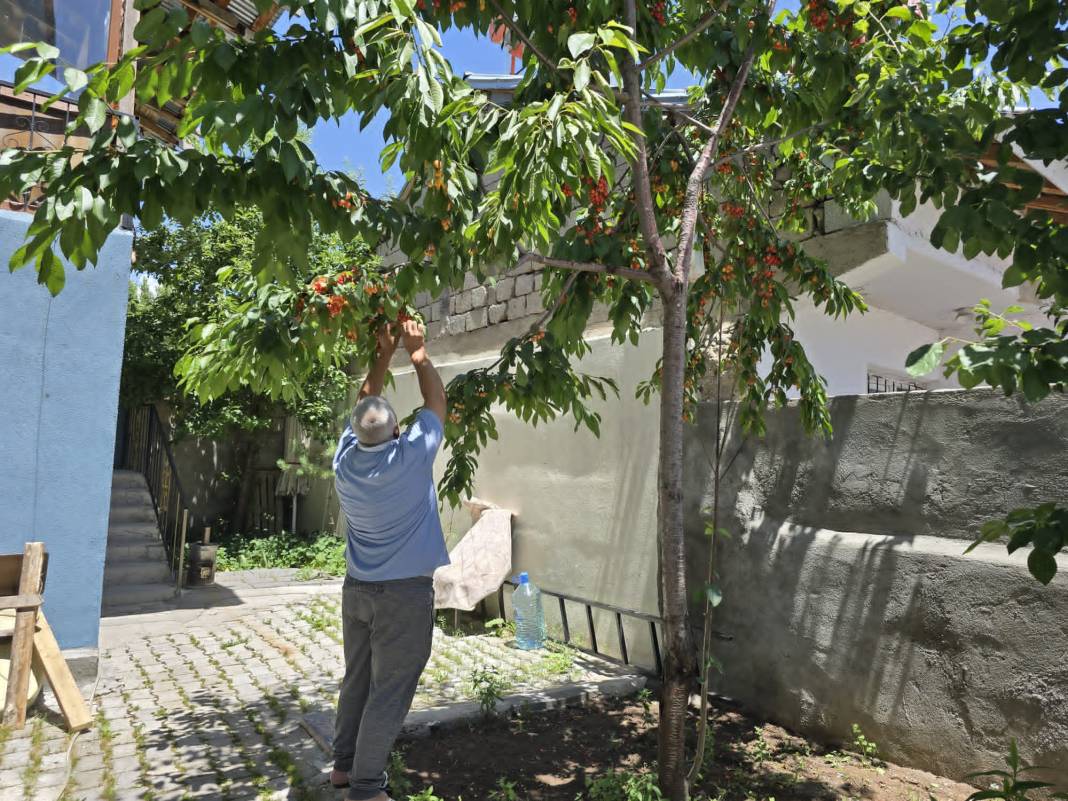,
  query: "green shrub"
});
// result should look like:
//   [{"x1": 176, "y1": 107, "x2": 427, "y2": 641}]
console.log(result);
[
  {"x1": 214, "y1": 530, "x2": 346, "y2": 577},
  {"x1": 585, "y1": 769, "x2": 664, "y2": 801}
]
